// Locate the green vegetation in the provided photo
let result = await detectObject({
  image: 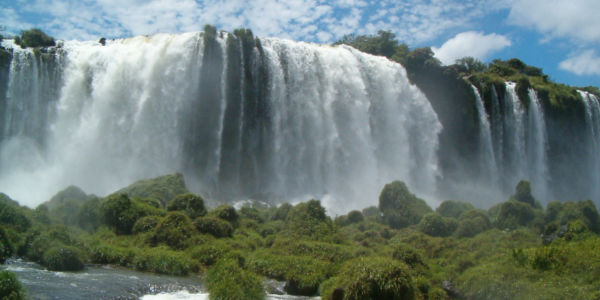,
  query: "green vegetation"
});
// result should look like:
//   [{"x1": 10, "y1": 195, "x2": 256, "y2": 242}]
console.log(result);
[
  {"x1": 14, "y1": 29, "x2": 55, "y2": 48},
  {"x1": 113, "y1": 173, "x2": 189, "y2": 207},
  {"x1": 378, "y1": 181, "x2": 432, "y2": 229},
  {"x1": 0, "y1": 270, "x2": 25, "y2": 299},
  {"x1": 0, "y1": 173, "x2": 599, "y2": 299}
]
